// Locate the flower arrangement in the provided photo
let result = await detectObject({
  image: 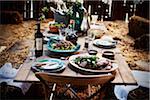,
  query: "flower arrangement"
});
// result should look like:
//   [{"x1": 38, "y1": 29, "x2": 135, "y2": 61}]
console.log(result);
[{"x1": 49, "y1": 0, "x2": 85, "y2": 29}]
